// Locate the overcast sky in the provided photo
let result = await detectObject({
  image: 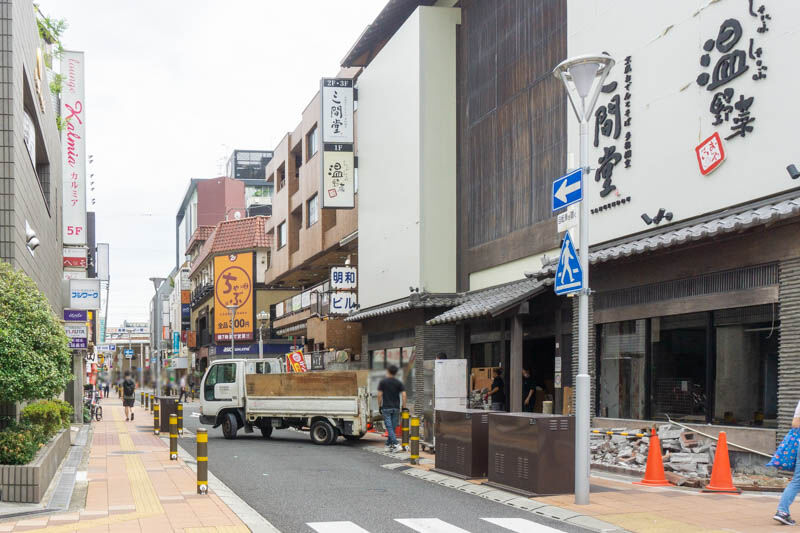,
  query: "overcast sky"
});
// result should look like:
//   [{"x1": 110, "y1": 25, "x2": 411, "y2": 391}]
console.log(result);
[{"x1": 37, "y1": 0, "x2": 383, "y2": 327}]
